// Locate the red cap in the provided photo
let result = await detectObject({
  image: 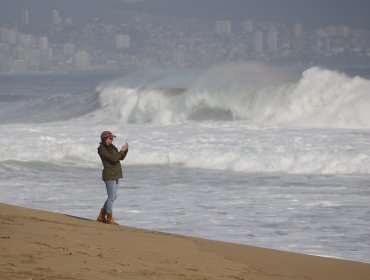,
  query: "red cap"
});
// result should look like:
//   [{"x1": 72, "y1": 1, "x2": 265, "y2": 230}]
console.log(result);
[{"x1": 101, "y1": 131, "x2": 116, "y2": 139}]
